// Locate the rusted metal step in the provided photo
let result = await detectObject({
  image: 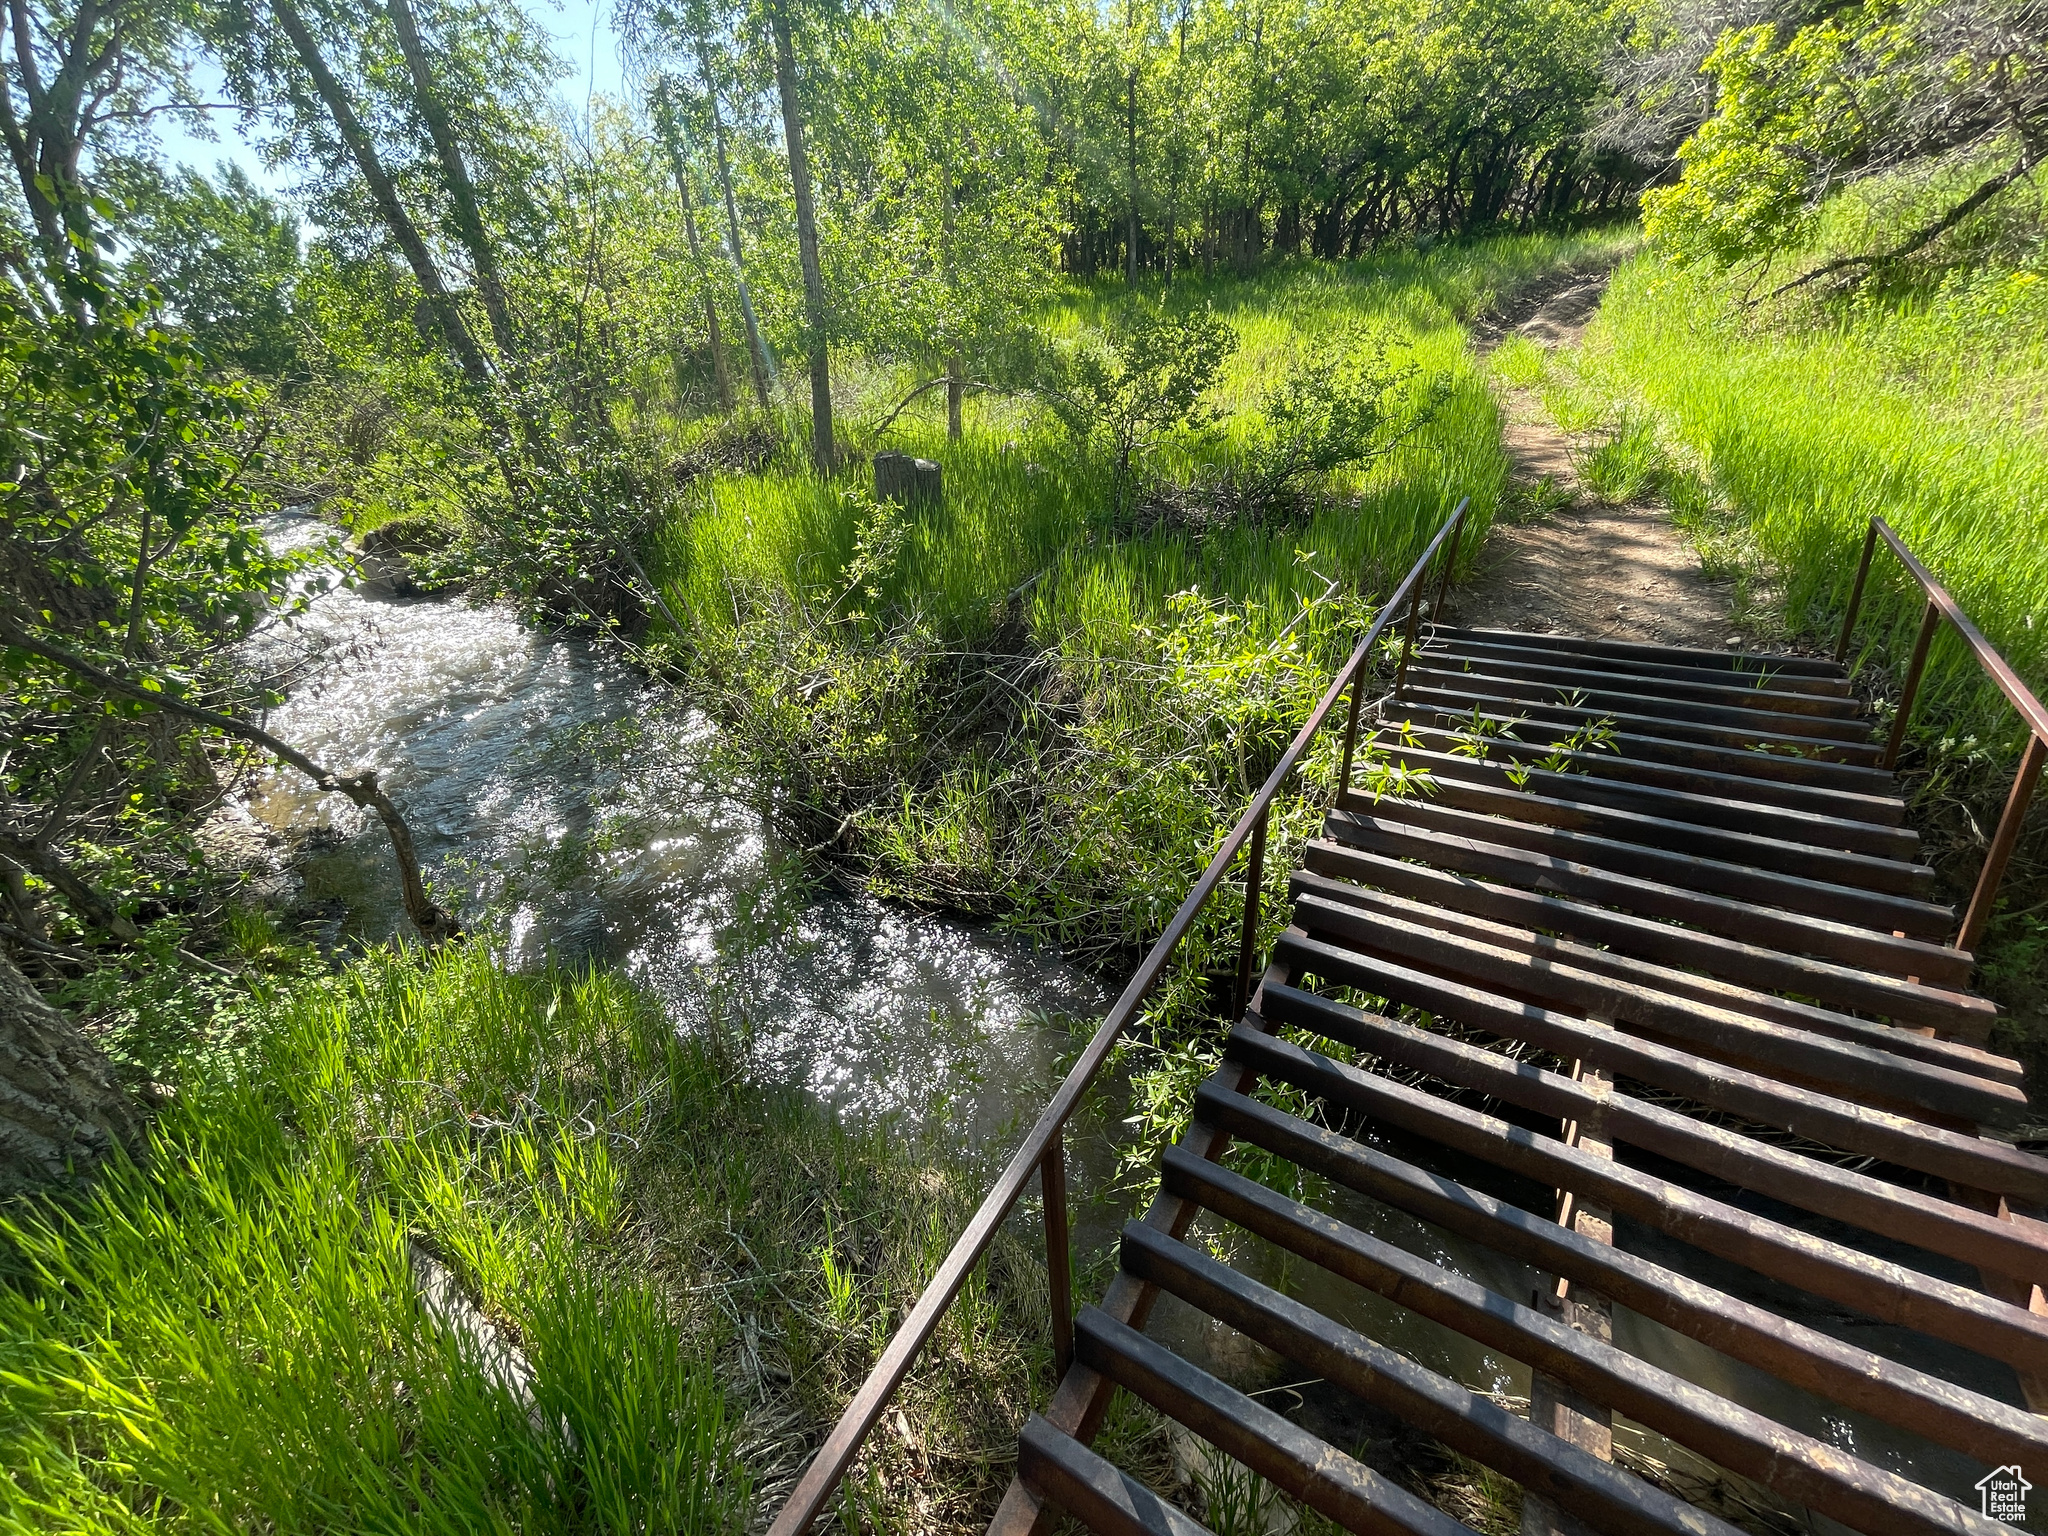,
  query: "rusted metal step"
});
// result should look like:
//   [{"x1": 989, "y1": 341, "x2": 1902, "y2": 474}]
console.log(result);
[
  {"x1": 1327, "y1": 796, "x2": 1945, "y2": 919},
  {"x1": 1362, "y1": 742, "x2": 1922, "y2": 858},
  {"x1": 1300, "y1": 838, "x2": 1992, "y2": 1033},
  {"x1": 1286, "y1": 875, "x2": 2020, "y2": 1096},
  {"x1": 1390, "y1": 722, "x2": 1909, "y2": 823},
  {"x1": 1426, "y1": 631, "x2": 1857, "y2": 697},
  {"x1": 1436, "y1": 625, "x2": 1847, "y2": 679},
  {"x1": 1402, "y1": 672, "x2": 1885, "y2": 760},
  {"x1": 1313, "y1": 814, "x2": 1965, "y2": 979},
  {"x1": 1415, "y1": 645, "x2": 1870, "y2": 719}
]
